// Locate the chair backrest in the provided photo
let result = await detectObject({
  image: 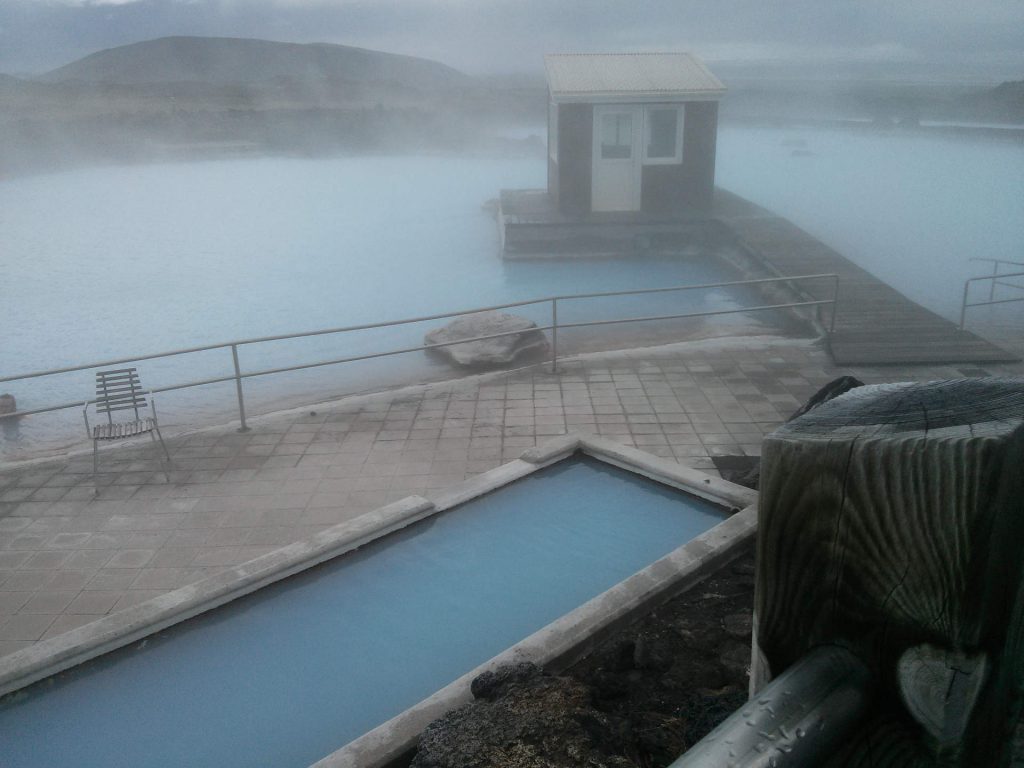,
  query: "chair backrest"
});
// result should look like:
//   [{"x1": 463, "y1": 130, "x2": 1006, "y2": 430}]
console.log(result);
[{"x1": 95, "y1": 368, "x2": 147, "y2": 424}]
